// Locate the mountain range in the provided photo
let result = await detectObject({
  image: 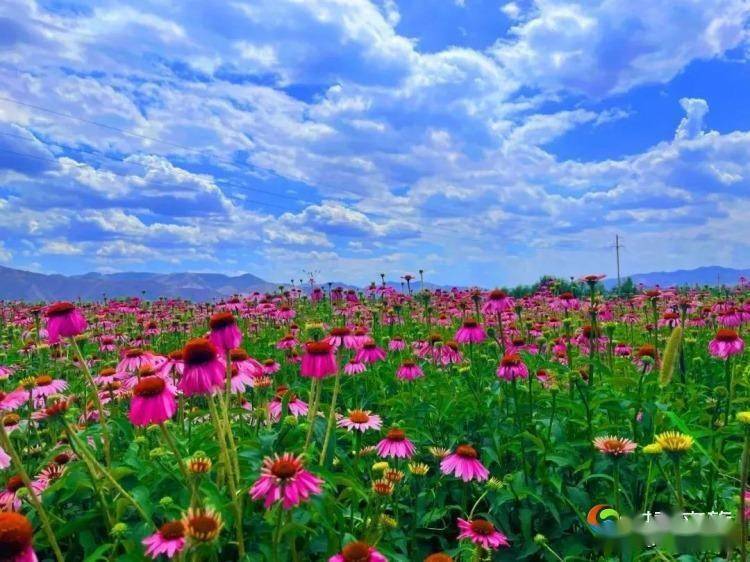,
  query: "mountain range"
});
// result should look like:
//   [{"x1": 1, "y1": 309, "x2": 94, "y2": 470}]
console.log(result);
[{"x1": 0, "y1": 265, "x2": 746, "y2": 302}]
